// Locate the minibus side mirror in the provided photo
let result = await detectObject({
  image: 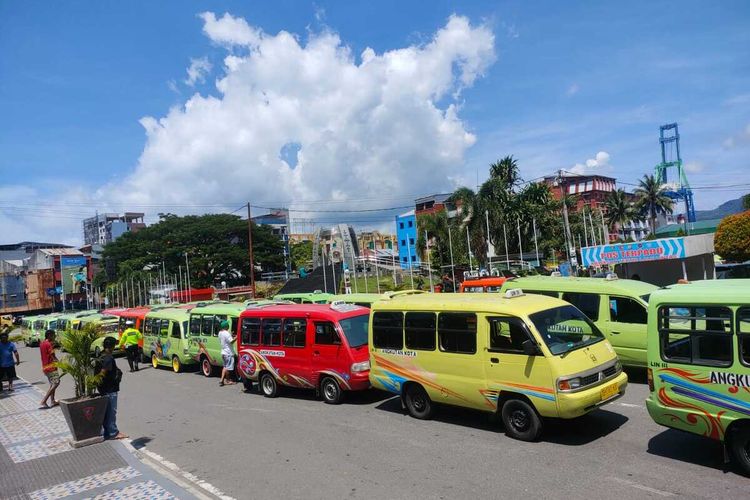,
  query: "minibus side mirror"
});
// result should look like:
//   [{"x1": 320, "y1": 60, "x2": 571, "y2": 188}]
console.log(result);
[{"x1": 522, "y1": 339, "x2": 540, "y2": 356}]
